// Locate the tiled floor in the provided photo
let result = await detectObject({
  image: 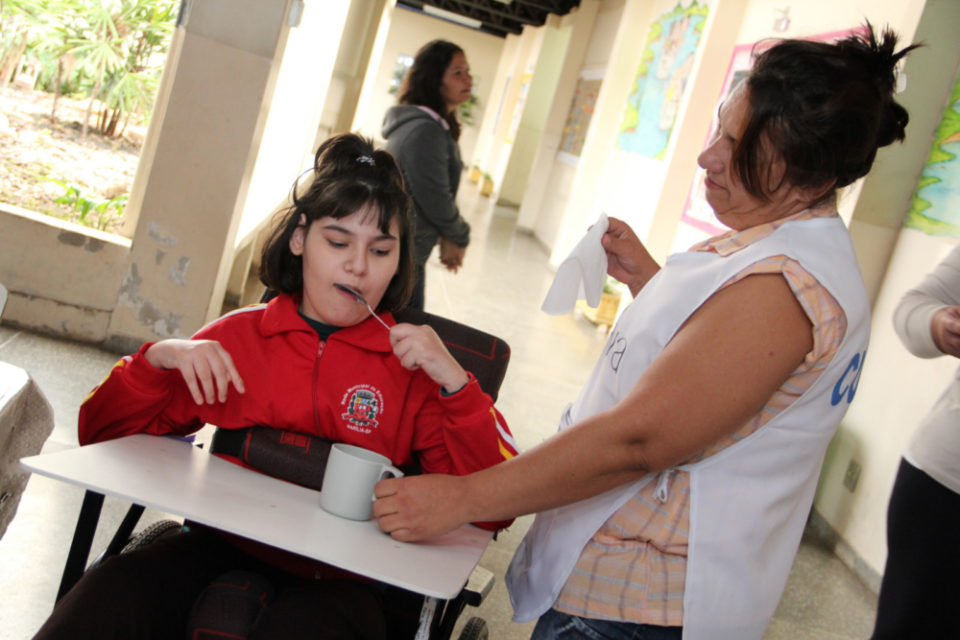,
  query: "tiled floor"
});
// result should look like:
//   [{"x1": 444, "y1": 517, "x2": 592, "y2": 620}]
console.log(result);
[{"x1": 0, "y1": 178, "x2": 879, "y2": 639}]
